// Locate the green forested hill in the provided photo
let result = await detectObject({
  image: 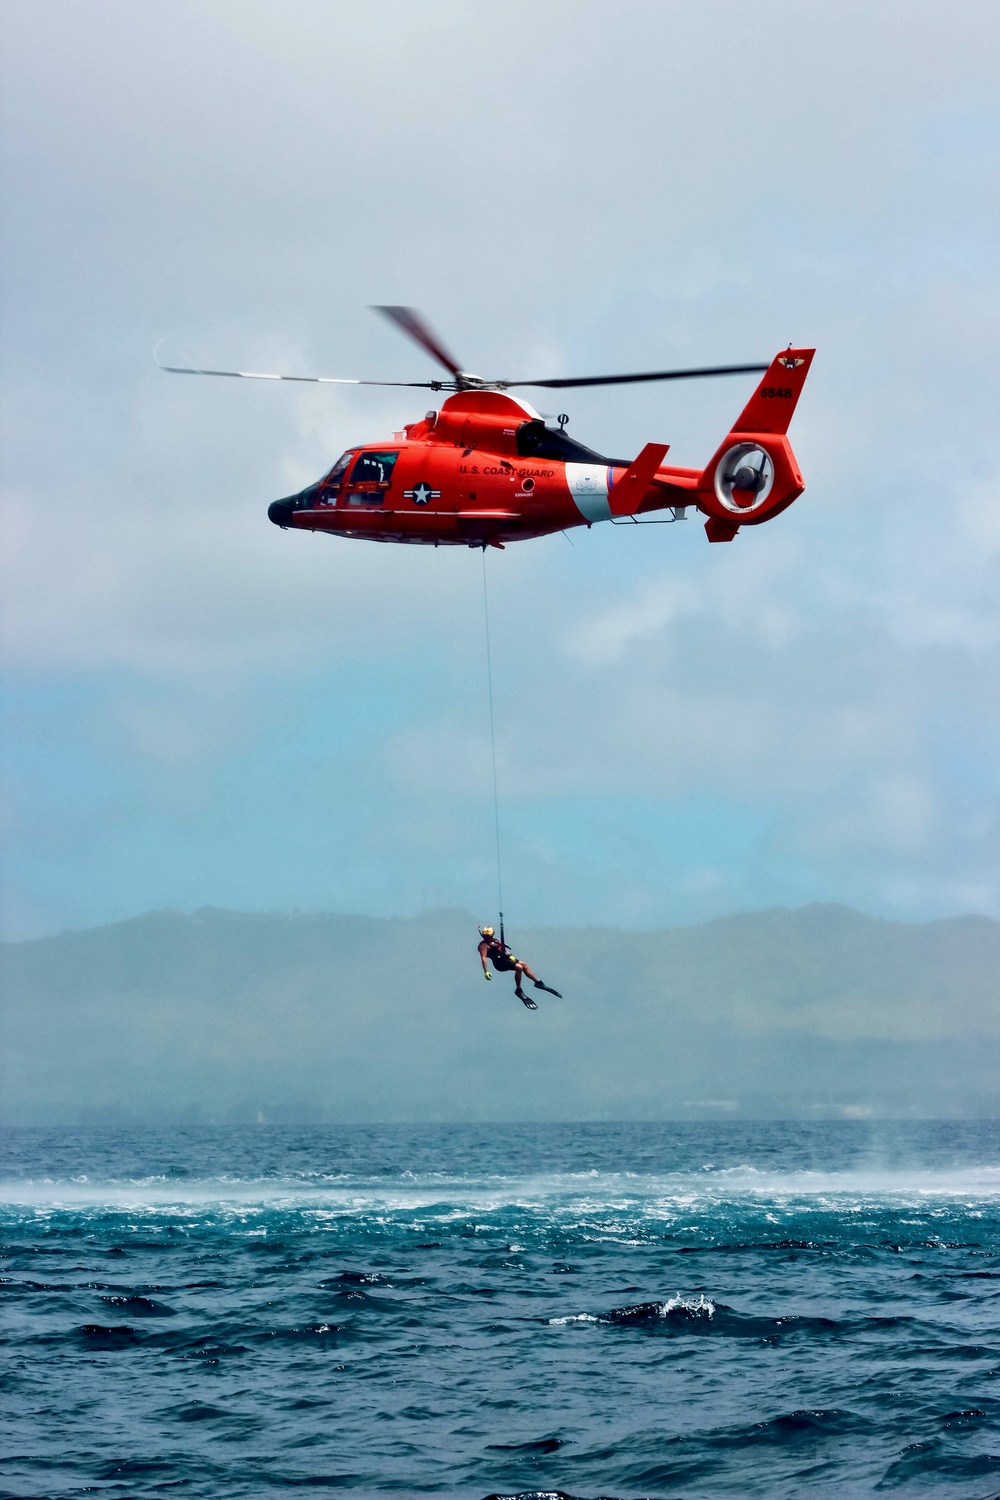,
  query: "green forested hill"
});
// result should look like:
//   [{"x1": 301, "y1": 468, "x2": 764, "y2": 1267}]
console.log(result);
[{"x1": 2, "y1": 905, "x2": 997, "y2": 1122}]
